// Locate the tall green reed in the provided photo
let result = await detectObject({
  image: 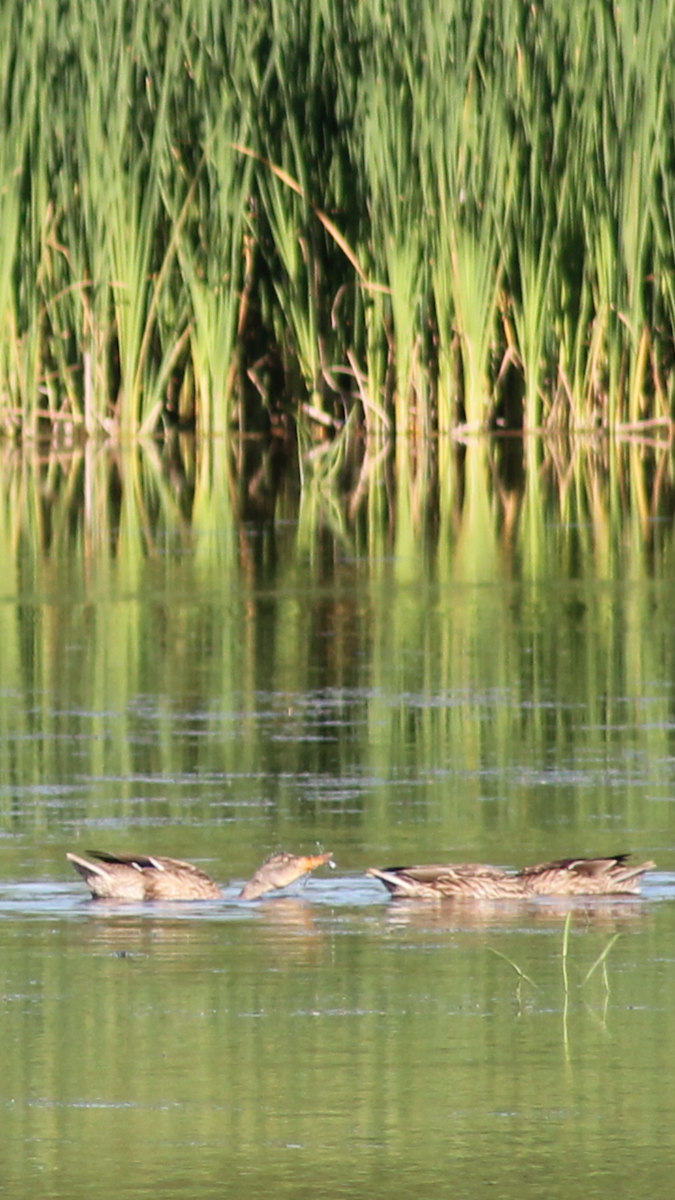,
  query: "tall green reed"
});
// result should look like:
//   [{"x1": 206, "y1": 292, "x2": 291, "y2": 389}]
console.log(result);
[
  {"x1": 174, "y1": 126, "x2": 253, "y2": 438},
  {"x1": 508, "y1": 32, "x2": 572, "y2": 430},
  {"x1": 2, "y1": 0, "x2": 675, "y2": 443},
  {"x1": 428, "y1": 23, "x2": 513, "y2": 430},
  {"x1": 82, "y1": 4, "x2": 184, "y2": 437}
]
